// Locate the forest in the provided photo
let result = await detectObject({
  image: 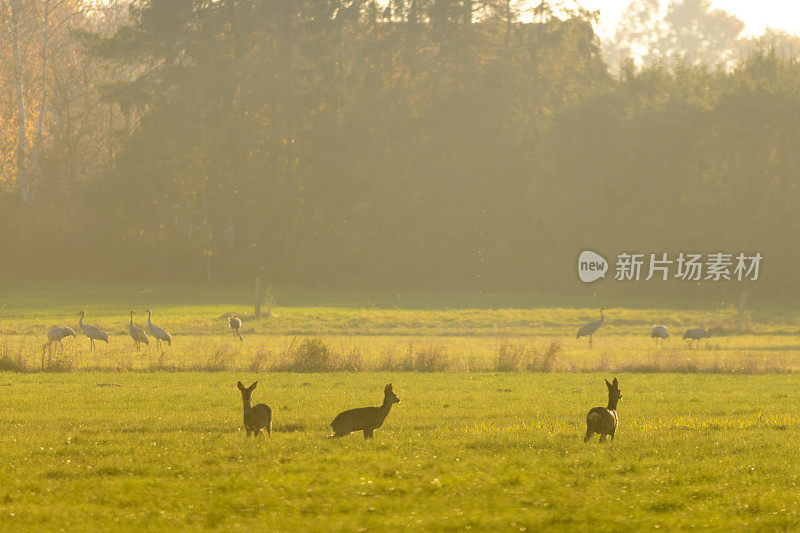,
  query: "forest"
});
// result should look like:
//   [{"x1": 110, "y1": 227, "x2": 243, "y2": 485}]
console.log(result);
[{"x1": 1, "y1": 0, "x2": 799, "y2": 298}]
